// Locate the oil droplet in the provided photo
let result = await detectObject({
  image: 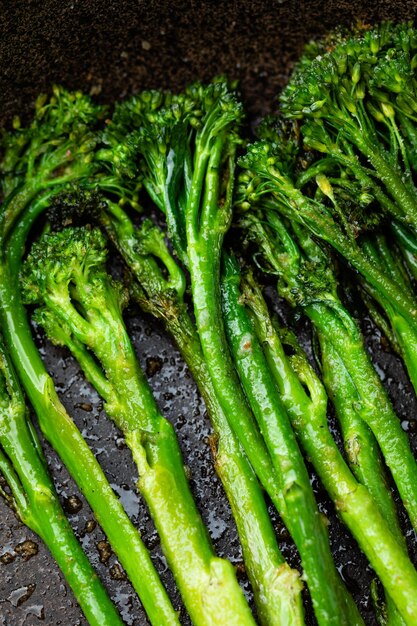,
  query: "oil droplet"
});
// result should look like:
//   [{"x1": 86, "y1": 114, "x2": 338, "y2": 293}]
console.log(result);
[{"x1": 8, "y1": 584, "x2": 36, "y2": 607}]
